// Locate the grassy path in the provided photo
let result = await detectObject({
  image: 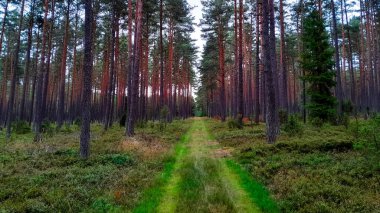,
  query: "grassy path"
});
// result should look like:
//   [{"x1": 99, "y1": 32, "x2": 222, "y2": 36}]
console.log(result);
[{"x1": 135, "y1": 118, "x2": 276, "y2": 212}]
